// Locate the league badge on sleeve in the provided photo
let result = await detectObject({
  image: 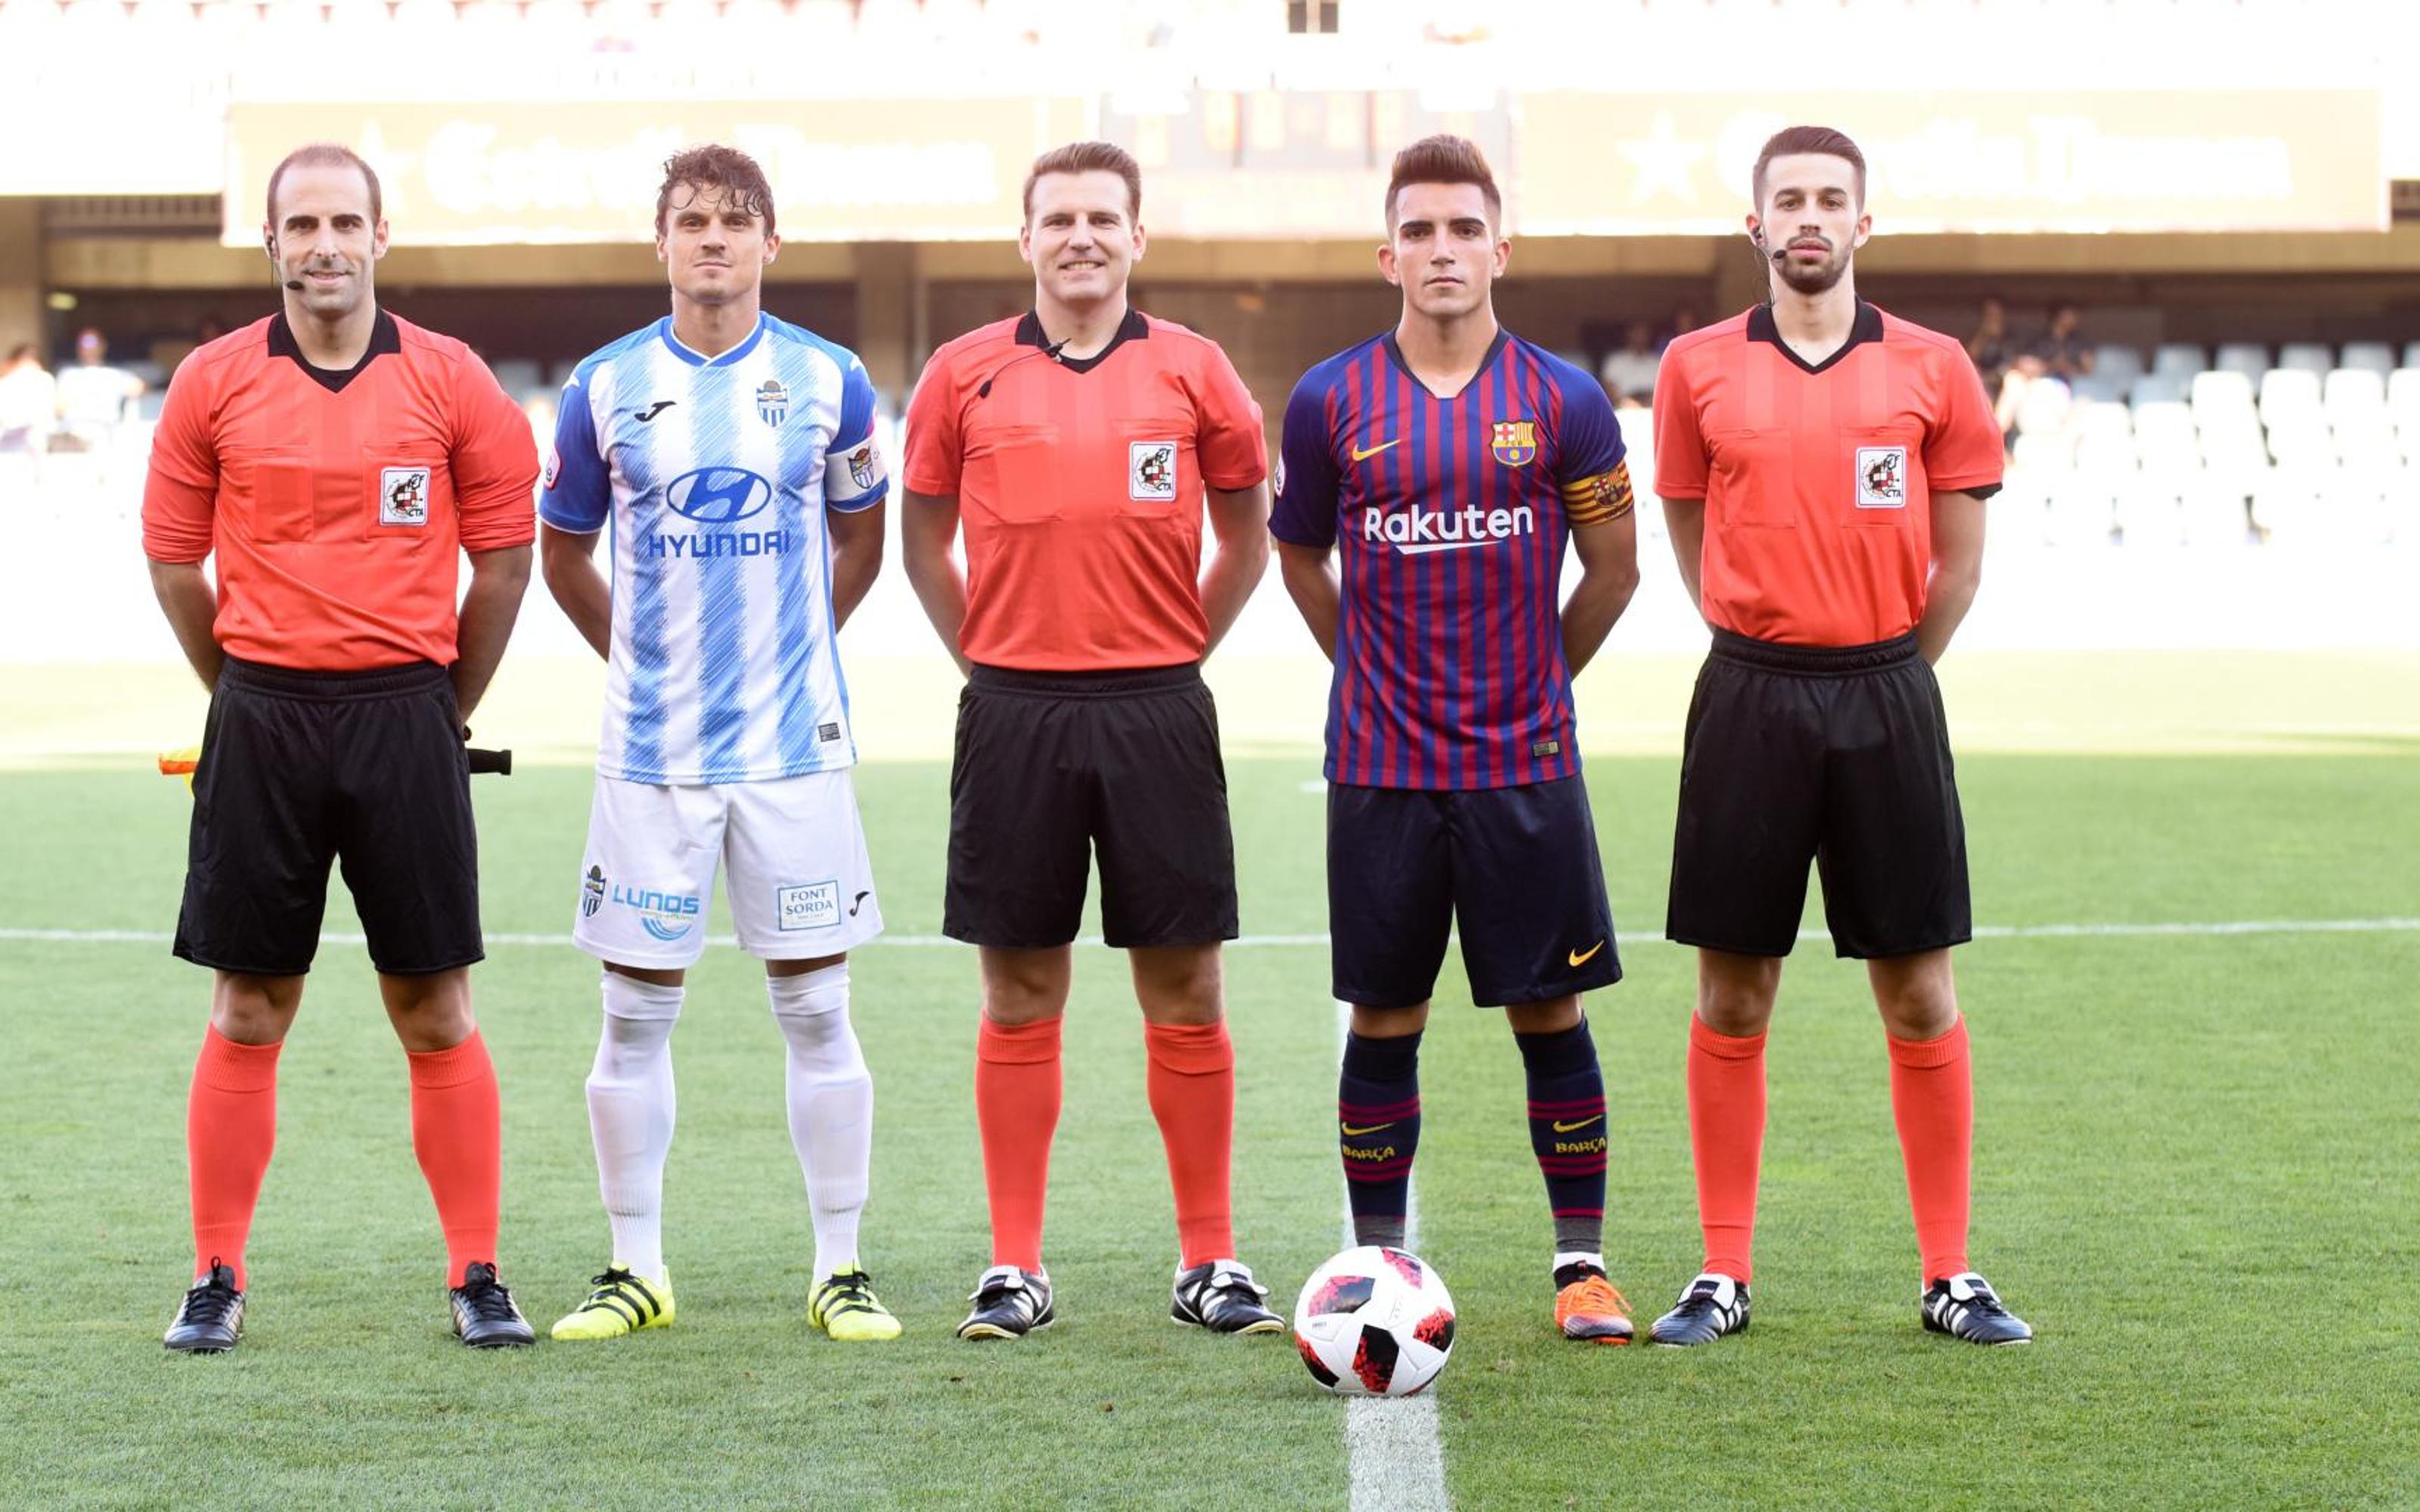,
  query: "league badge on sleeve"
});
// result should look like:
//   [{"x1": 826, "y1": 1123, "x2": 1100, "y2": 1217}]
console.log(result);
[
  {"x1": 1856, "y1": 446, "x2": 1909, "y2": 508},
  {"x1": 1490, "y1": 420, "x2": 1537, "y2": 467},
  {"x1": 380, "y1": 466, "x2": 432, "y2": 525}
]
